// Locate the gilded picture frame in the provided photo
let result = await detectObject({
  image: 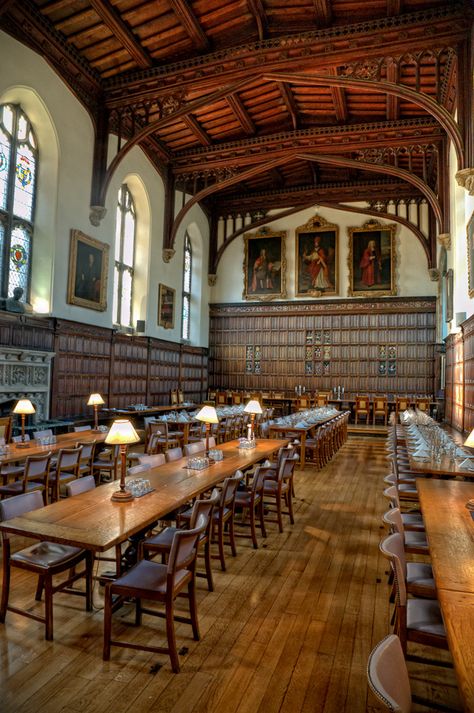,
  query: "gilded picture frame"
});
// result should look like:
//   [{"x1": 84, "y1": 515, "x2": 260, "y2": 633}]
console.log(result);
[
  {"x1": 445, "y1": 268, "x2": 453, "y2": 323},
  {"x1": 67, "y1": 229, "x2": 109, "y2": 311},
  {"x1": 348, "y1": 220, "x2": 397, "y2": 297},
  {"x1": 243, "y1": 227, "x2": 287, "y2": 301},
  {"x1": 295, "y1": 215, "x2": 338, "y2": 297},
  {"x1": 158, "y1": 284, "x2": 175, "y2": 329},
  {"x1": 467, "y1": 211, "x2": 474, "y2": 299}
]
